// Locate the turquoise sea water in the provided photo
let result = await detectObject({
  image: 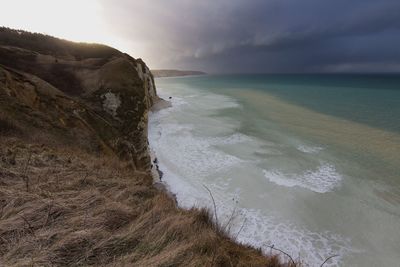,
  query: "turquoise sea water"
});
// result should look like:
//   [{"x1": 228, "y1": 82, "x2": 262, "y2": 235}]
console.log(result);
[
  {"x1": 179, "y1": 74, "x2": 400, "y2": 133},
  {"x1": 149, "y1": 74, "x2": 400, "y2": 266}
]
